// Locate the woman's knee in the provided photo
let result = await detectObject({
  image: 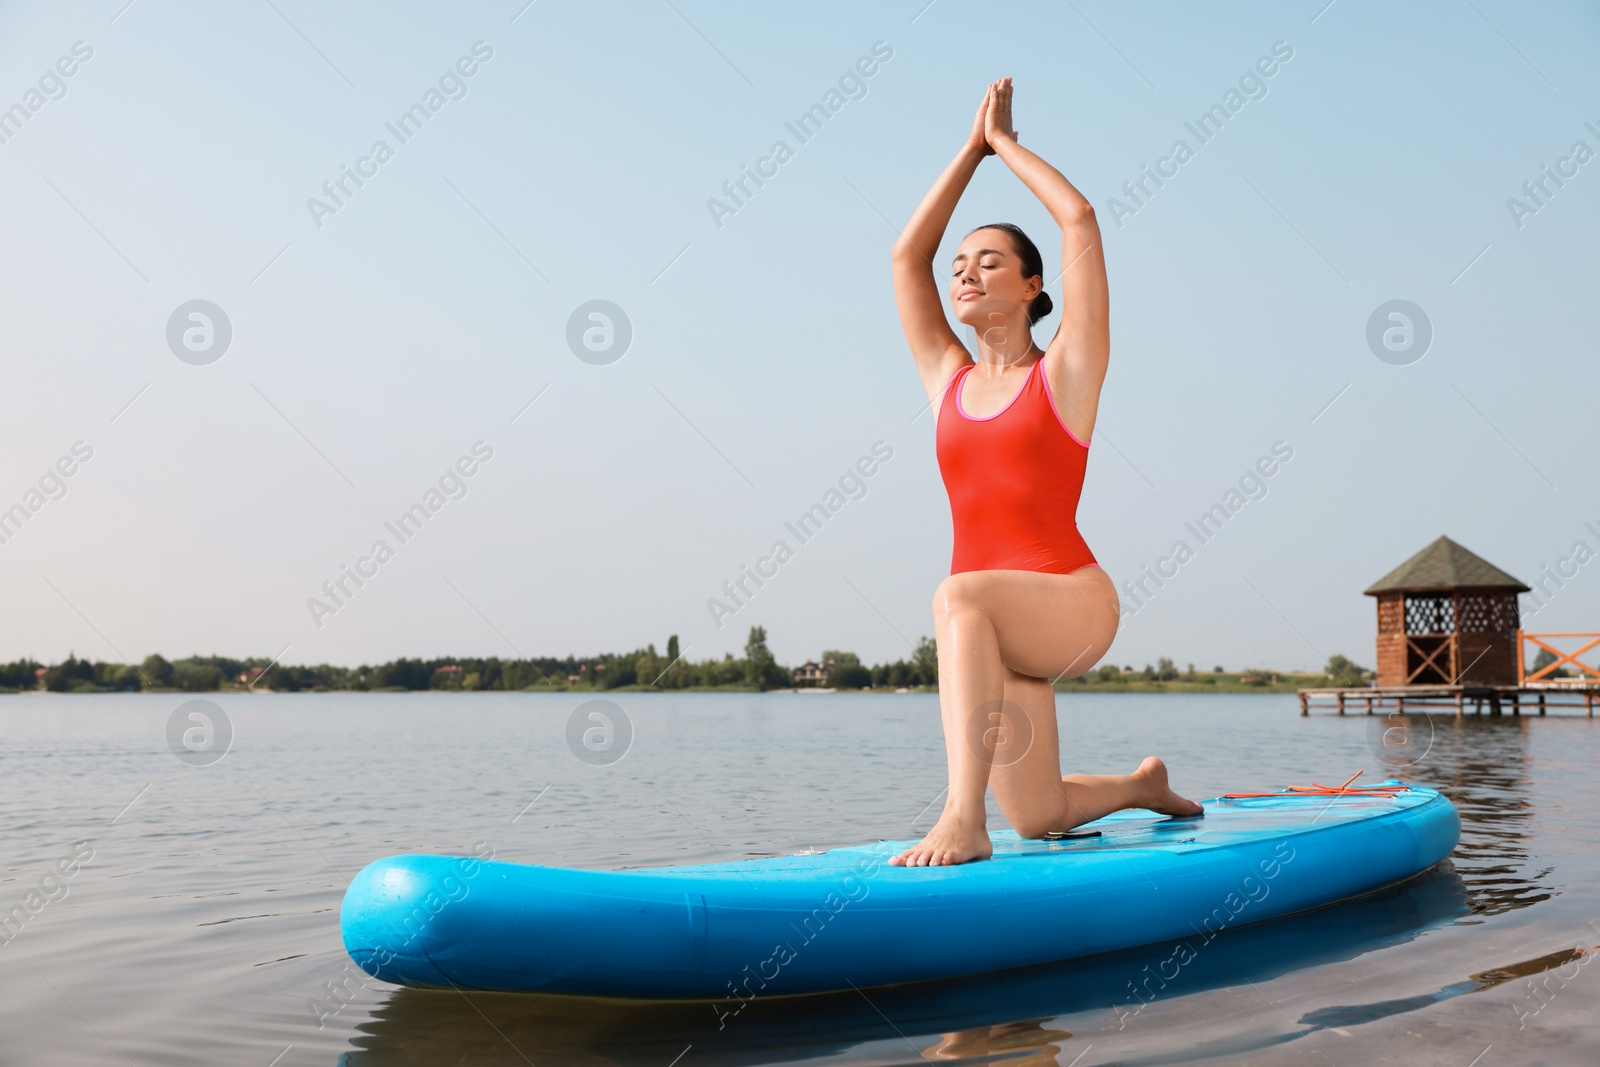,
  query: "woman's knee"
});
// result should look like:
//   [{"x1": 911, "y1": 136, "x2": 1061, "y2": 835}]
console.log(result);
[
  {"x1": 1009, "y1": 810, "x2": 1060, "y2": 840},
  {"x1": 931, "y1": 572, "x2": 987, "y2": 626}
]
